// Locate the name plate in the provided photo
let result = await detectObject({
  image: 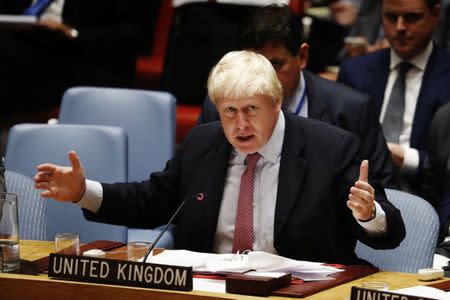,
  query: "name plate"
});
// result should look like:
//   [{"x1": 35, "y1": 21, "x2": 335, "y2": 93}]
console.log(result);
[
  {"x1": 48, "y1": 253, "x2": 193, "y2": 291},
  {"x1": 351, "y1": 287, "x2": 437, "y2": 300}
]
